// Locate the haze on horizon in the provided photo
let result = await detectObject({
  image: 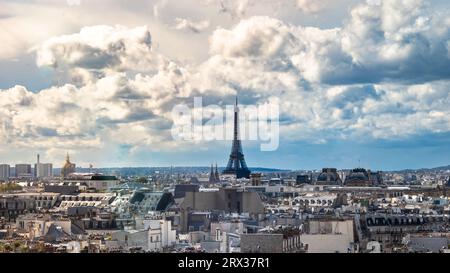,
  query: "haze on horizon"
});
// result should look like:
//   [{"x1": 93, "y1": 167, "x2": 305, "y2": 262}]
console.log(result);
[{"x1": 0, "y1": 0, "x2": 450, "y2": 171}]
